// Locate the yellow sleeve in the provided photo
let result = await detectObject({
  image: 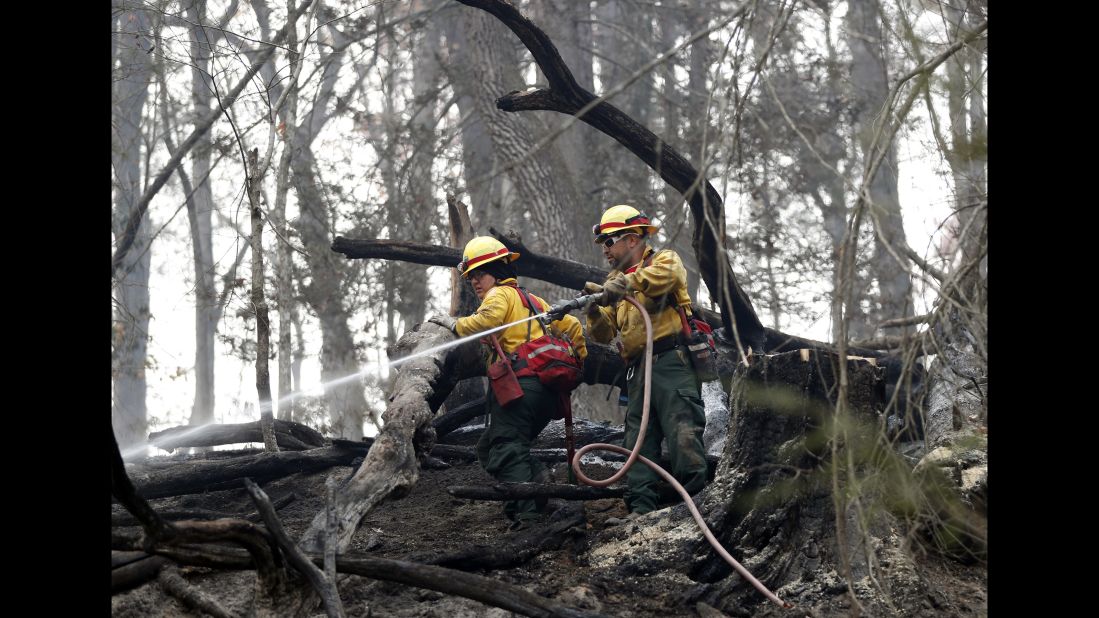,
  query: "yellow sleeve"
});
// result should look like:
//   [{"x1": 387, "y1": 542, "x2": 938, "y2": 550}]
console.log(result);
[
  {"x1": 552, "y1": 313, "x2": 588, "y2": 362},
  {"x1": 455, "y1": 286, "x2": 510, "y2": 337},
  {"x1": 585, "y1": 304, "x2": 618, "y2": 344},
  {"x1": 624, "y1": 250, "x2": 686, "y2": 298}
]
